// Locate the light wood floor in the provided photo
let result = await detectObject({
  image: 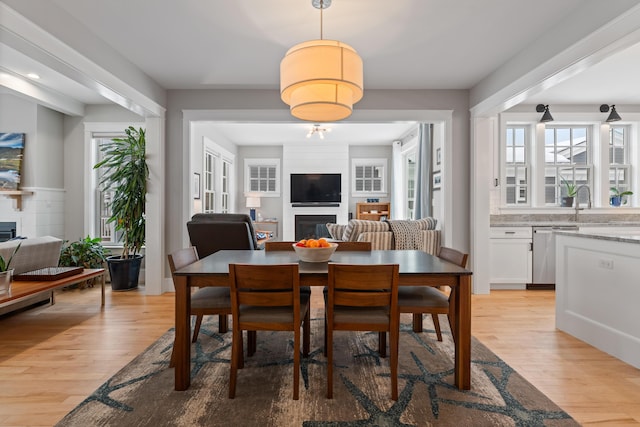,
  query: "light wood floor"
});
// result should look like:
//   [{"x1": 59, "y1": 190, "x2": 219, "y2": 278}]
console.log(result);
[{"x1": 0, "y1": 286, "x2": 638, "y2": 426}]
